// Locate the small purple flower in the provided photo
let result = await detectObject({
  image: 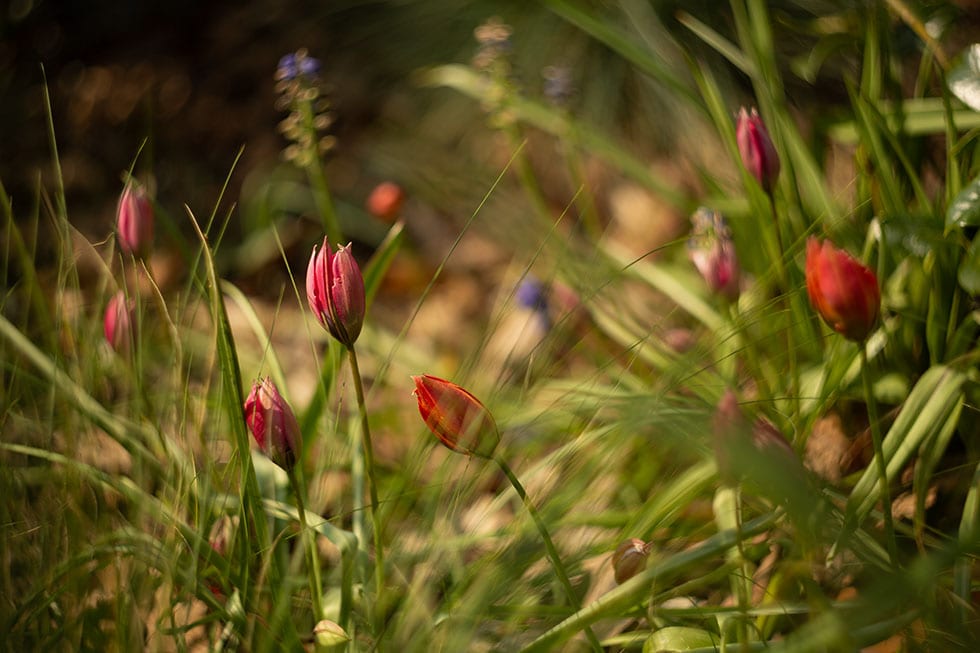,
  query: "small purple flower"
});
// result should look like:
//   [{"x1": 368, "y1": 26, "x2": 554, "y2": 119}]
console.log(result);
[
  {"x1": 276, "y1": 49, "x2": 321, "y2": 82},
  {"x1": 515, "y1": 277, "x2": 547, "y2": 311},
  {"x1": 516, "y1": 276, "x2": 551, "y2": 330}
]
